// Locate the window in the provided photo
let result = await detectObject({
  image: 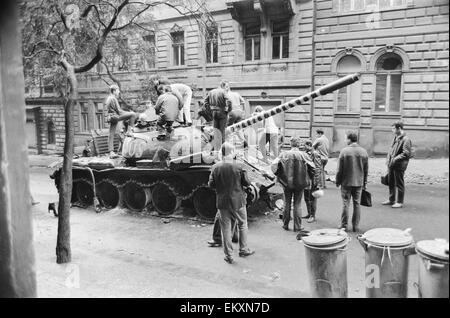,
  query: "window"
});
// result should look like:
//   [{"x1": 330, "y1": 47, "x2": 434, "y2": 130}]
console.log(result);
[
  {"x1": 116, "y1": 38, "x2": 129, "y2": 71},
  {"x1": 171, "y1": 31, "x2": 185, "y2": 66},
  {"x1": 80, "y1": 102, "x2": 89, "y2": 132},
  {"x1": 205, "y1": 25, "x2": 218, "y2": 64},
  {"x1": 43, "y1": 77, "x2": 54, "y2": 94},
  {"x1": 338, "y1": 0, "x2": 407, "y2": 12},
  {"x1": 272, "y1": 20, "x2": 289, "y2": 59},
  {"x1": 142, "y1": 34, "x2": 156, "y2": 69},
  {"x1": 47, "y1": 119, "x2": 56, "y2": 145},
  {"x1": 336, "y1": 55, "x2": 362, "y2": 112},
  {"x1": 94, "y1": 102, "x2": 104, "y2": 129},
  {"x1": 375, "y1": 53, "x2": 403, "y2": 112},
  {"x1": 244, "y1": 22, "x2": 261, "y2": 61}
]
